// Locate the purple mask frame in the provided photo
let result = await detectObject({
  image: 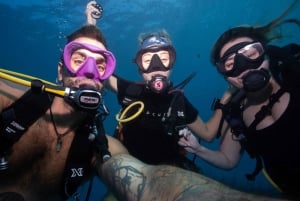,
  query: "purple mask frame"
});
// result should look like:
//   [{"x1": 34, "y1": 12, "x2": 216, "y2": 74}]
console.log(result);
[{"x1": 63, "y1": 41, "x2": 116, "y2": 81}]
